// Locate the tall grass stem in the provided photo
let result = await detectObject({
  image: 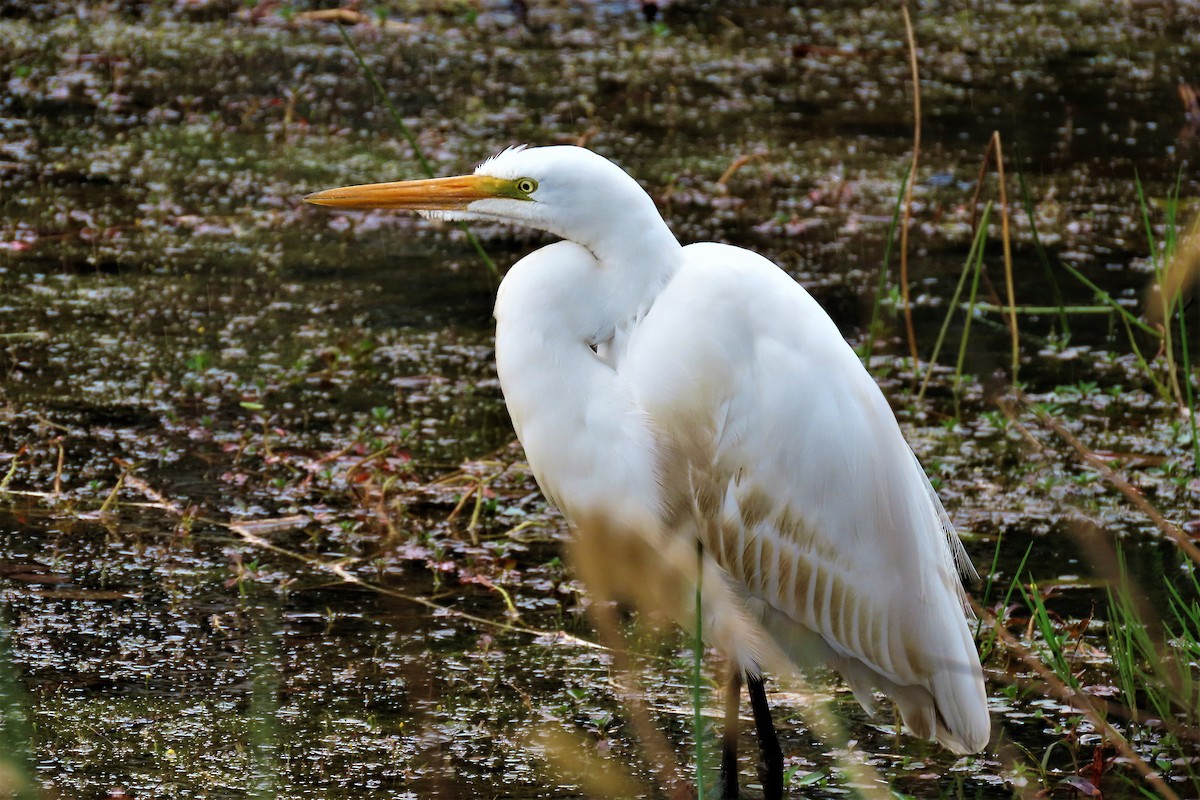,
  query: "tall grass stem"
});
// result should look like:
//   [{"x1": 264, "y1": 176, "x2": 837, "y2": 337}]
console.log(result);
[
  {"x1": 990, "y1": 132, "x2": 1020, "y2": 383},
  {"x1": 917, "y1": 201, "x2": 992, "y2": 403},
  {"x1": 1015, "y1": 170, "x2": 1070, "y2": 338},
  {"x1": 1135, "y1": 170, "x2": 1184, "y2": 406},
  {"x1": 862, "y1": 163, "x2": 912, "y2": 368},
  {"x1": 899, "y1": 3, "x2": 922, "y2": 378}
]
